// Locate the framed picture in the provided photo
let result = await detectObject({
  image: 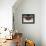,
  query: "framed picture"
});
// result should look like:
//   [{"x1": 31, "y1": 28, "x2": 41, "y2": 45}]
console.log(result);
[{"x1": 22, "y1": 14, "x2": 35, "y2": 24}]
